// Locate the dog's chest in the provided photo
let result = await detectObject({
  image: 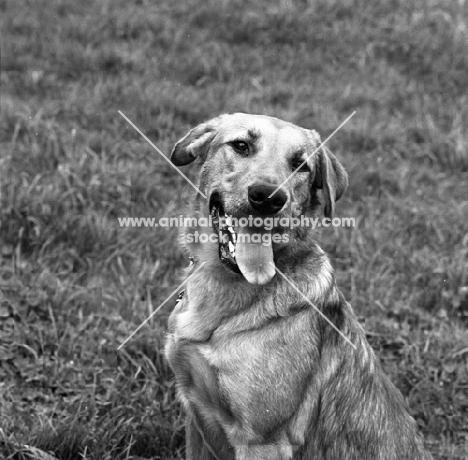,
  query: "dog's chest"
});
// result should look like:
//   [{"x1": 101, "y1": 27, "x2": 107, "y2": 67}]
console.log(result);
[{"x1": 166, "y1": 306, "x2": 316, "y2": 442}]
